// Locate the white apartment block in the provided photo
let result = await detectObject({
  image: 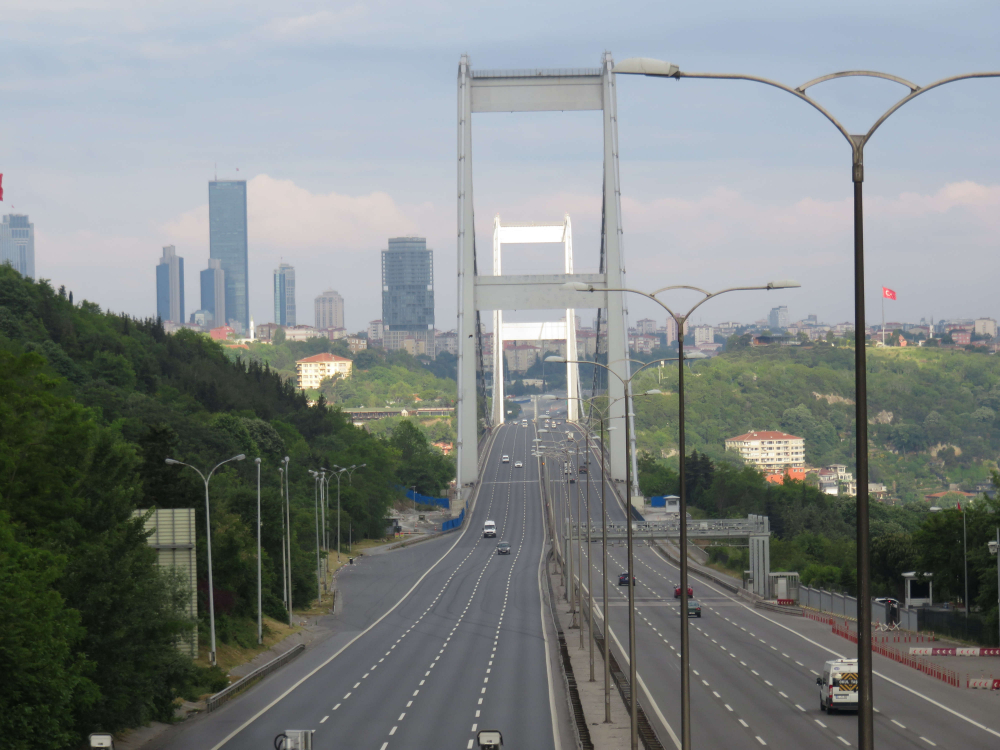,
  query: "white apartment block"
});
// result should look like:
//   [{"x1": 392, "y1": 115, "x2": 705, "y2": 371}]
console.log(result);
[
  {"x1": 725, "y1": 430, "x2": 805, "y2": 471},
  {"x1": 296, "y1": 352, "x2": 353, "y2": 390},
  {"x1": 664, "y1": 317, "x2": 689, "y2": 346},
  {"x1": 693, "y1": 324, "x2": 715, "y2": 346},
  {"x1": 975, "y1": 318, "x2": 997, "y2": 338},
  {"x1": 636, "y1": 318, "x2": 657, "y2": 335}
]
